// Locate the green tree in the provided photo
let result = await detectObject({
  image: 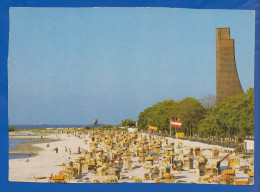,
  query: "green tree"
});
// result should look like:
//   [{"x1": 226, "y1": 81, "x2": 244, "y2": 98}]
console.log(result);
[
  {"x1": 103, "y1": 124, "x2": 112, "y2": 129},
  {"x1": 219, "y1": 88, "x2": 254, "y2": 139},
  {"x1": 138, "y1": 107, "x2": 154, "y2": 130},
  {"x1": 9, "y1": 126, "x2": 16, "y2": 132},
  {"x1": 137, "y1": 100, "x2": 180, "y2": 132},
  {"x1": 198, "y1": 118, "x2": 212, "y2": 137},
  {"x1": 120, "y1": 119, "x2": 136, "y2": 127},
  {"x1": 84, "y1": 125, "x2": 91, "y2": 130},
  {"x1": 137, "y1": 98, "x2": 206, "y2": 137},
  {"x1": 178, "y1": 97, "x2": 206, "y2": 138},
  {"x1": 198, "y1": 88, "x2": 254, "y2": 141}
]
